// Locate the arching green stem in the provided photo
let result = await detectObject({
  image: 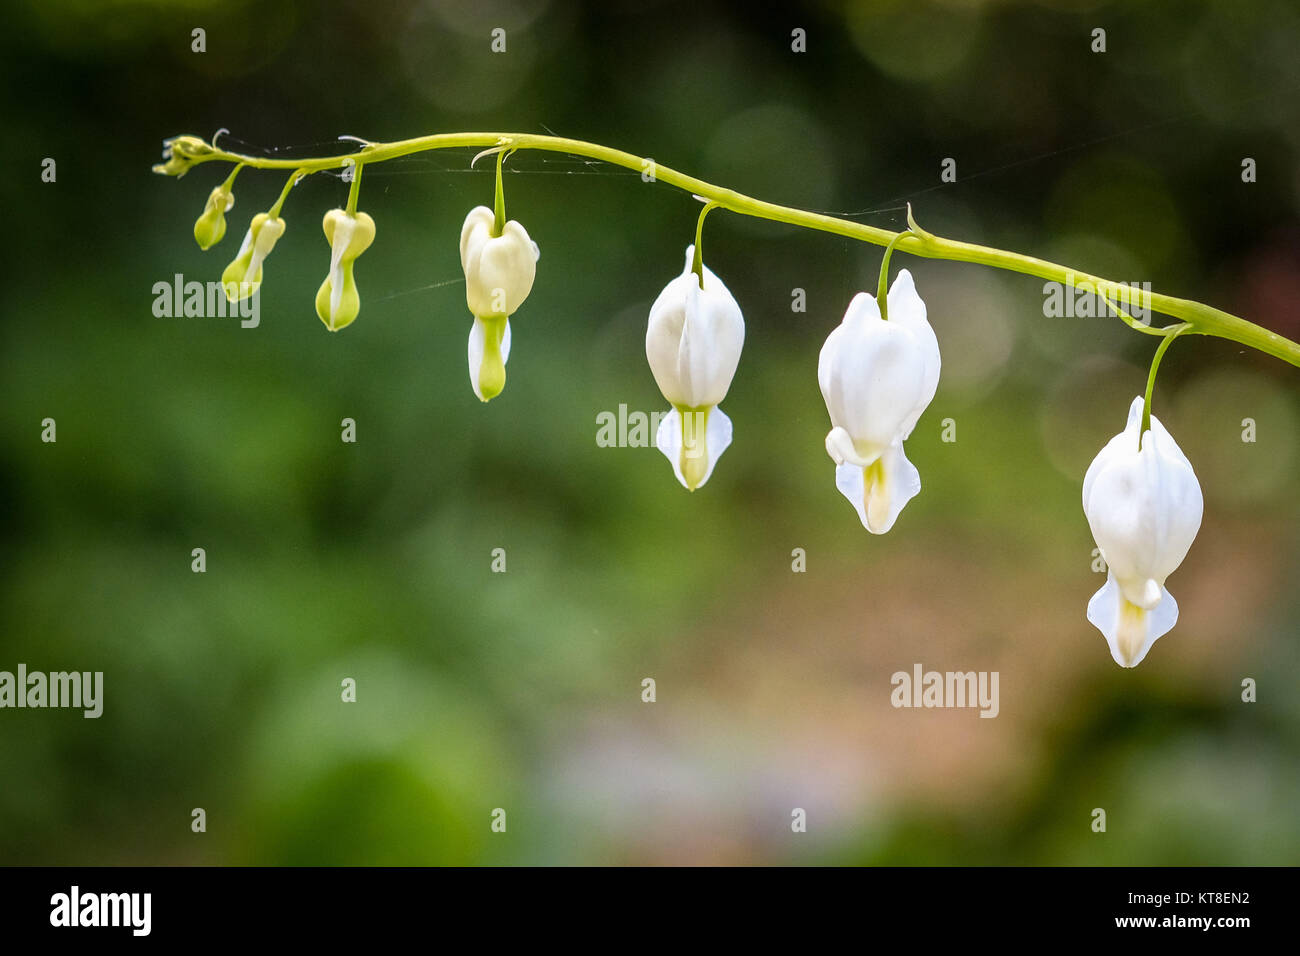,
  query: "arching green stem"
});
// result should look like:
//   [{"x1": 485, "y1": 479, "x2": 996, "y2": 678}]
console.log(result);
[{"x1": 156, "y1": 131, "x2": 1300, "y2": 368}]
